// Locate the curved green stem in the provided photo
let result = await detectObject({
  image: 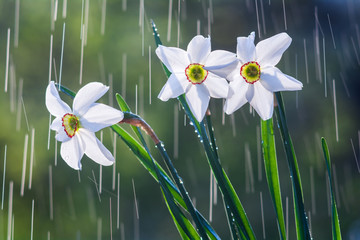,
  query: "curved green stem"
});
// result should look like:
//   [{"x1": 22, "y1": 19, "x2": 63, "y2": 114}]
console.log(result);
[
  {"x1": 205, "y1": 114, "x2": 242, "y2": 238},
  {"x1": 274, "y1": 92, "x2": 311, "y2": 240},
  {"x1": 156, "y1": 142, "x2": 212, "y2": 240},
  {"x1": 322, "y1": 138, "x2": 342, "y2": 240},
  {"x1": 261, "y1": 118, "x2": 286, "y2": 240},
  {"x1": 121, "y1": 112, "x2": 215, "y2": 240},
  {"x1": 199, "y1": 122, "x2": 255, "y2": 240}
]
